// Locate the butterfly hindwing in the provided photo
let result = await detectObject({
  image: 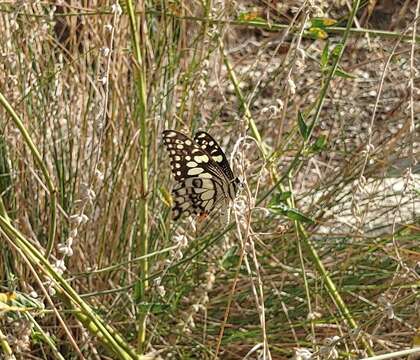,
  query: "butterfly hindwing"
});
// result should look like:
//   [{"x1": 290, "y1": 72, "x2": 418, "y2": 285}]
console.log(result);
[
  {"x1": 171, "y1": 177, "x2": 225, "y2": 220},
  {"x1": 194, "y1": 131, "x2": 235, "y2": 181}
]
